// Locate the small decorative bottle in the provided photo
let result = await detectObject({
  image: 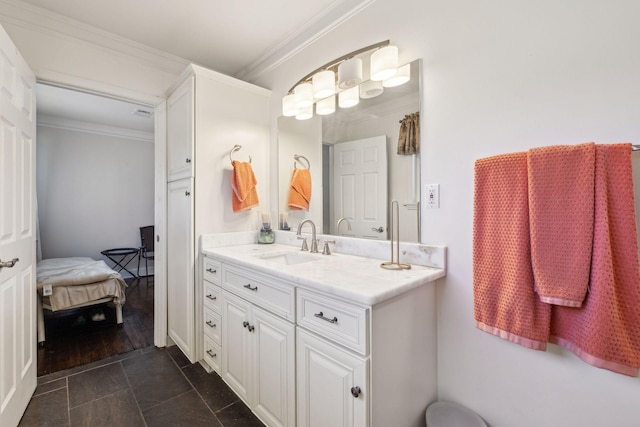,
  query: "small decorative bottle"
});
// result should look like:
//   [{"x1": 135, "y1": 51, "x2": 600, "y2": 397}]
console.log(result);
[{"x1": 258, "y1": 212, "x2": 275, "y2": 244}]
